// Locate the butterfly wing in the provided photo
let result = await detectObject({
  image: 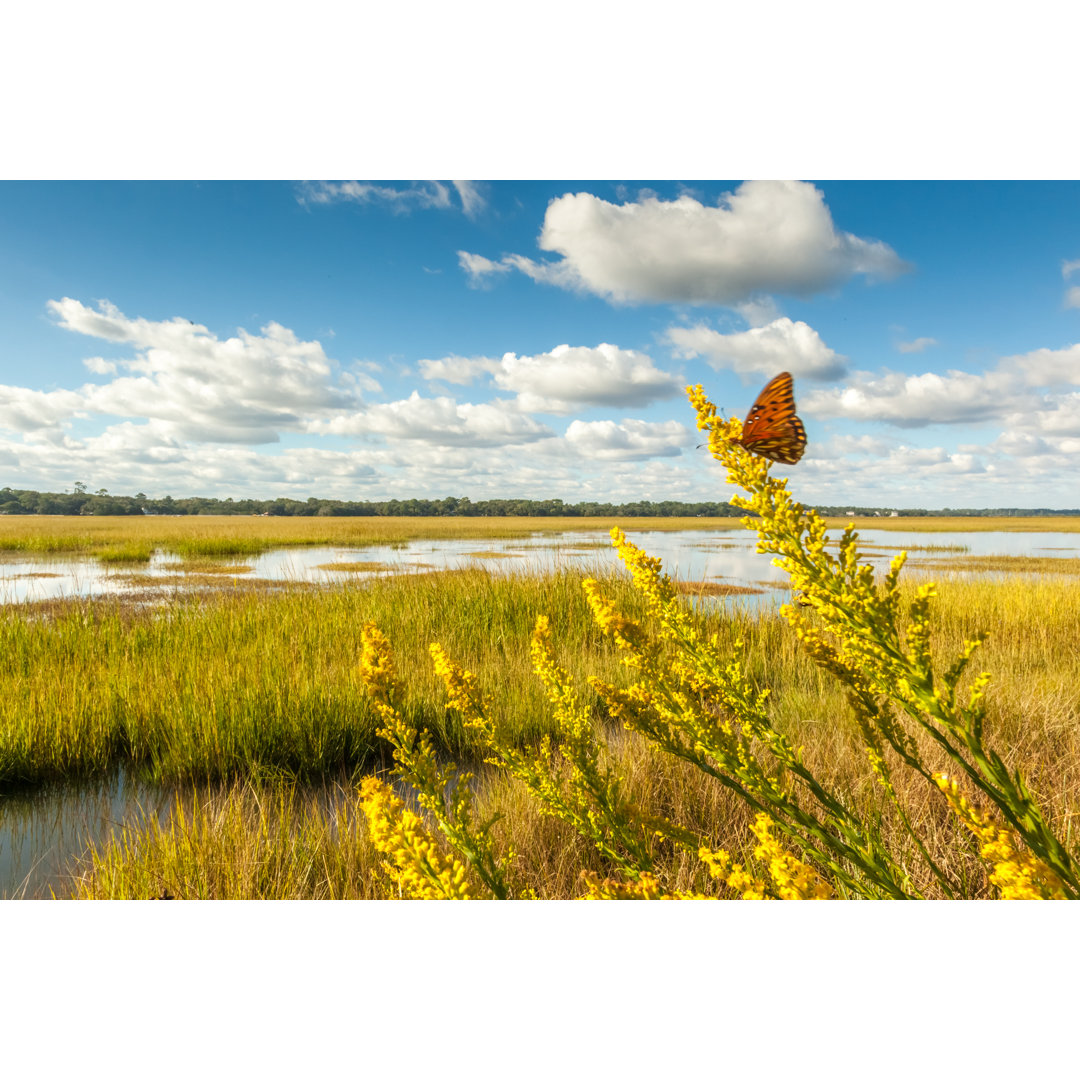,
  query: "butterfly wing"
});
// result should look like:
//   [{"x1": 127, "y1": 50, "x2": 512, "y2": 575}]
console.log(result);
[{"x1": 739, "y1": 372, "x2": 807, "y2": 464}]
